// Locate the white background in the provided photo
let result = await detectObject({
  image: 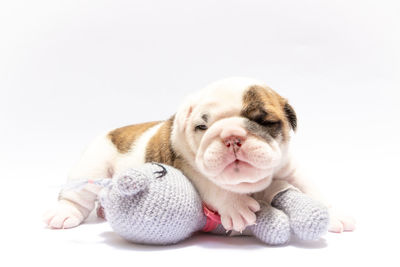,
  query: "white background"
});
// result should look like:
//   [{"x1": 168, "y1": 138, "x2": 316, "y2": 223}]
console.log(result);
[{"x1": 1, "y1": 0, "x2": 399, "y2": 266}]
